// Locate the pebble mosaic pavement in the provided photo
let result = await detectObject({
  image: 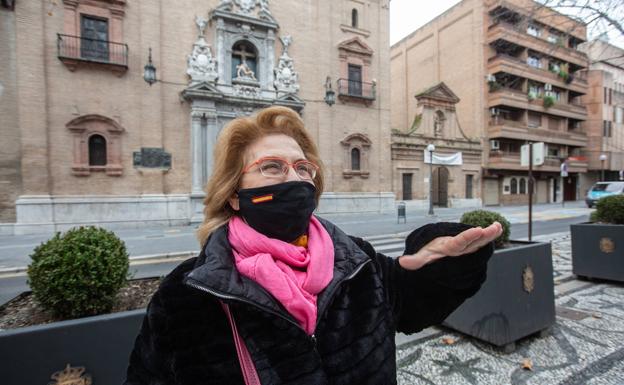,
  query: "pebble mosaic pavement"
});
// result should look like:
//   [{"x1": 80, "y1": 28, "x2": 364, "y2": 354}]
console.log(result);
[{"x1": 396, "y1": 234, "x2": 624, "y2": 385}]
